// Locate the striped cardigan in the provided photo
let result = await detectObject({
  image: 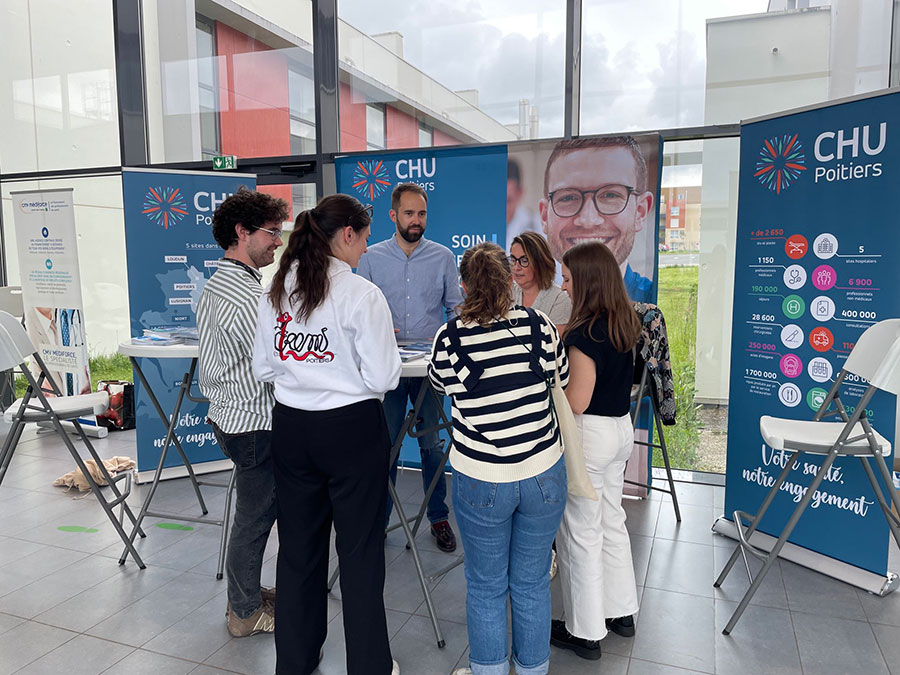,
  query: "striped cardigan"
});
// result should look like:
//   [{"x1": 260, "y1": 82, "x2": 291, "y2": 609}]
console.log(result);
[{"x1": 428, "y1": 307, "x2": 568, "y2": 483}]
